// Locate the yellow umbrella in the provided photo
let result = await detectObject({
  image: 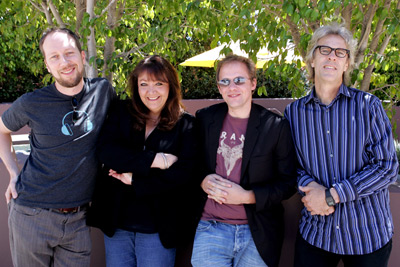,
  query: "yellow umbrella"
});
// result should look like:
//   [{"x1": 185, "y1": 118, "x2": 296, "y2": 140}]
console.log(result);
[{"x1": 180, "y1": 41, "x2": 301, "y2": 68}]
